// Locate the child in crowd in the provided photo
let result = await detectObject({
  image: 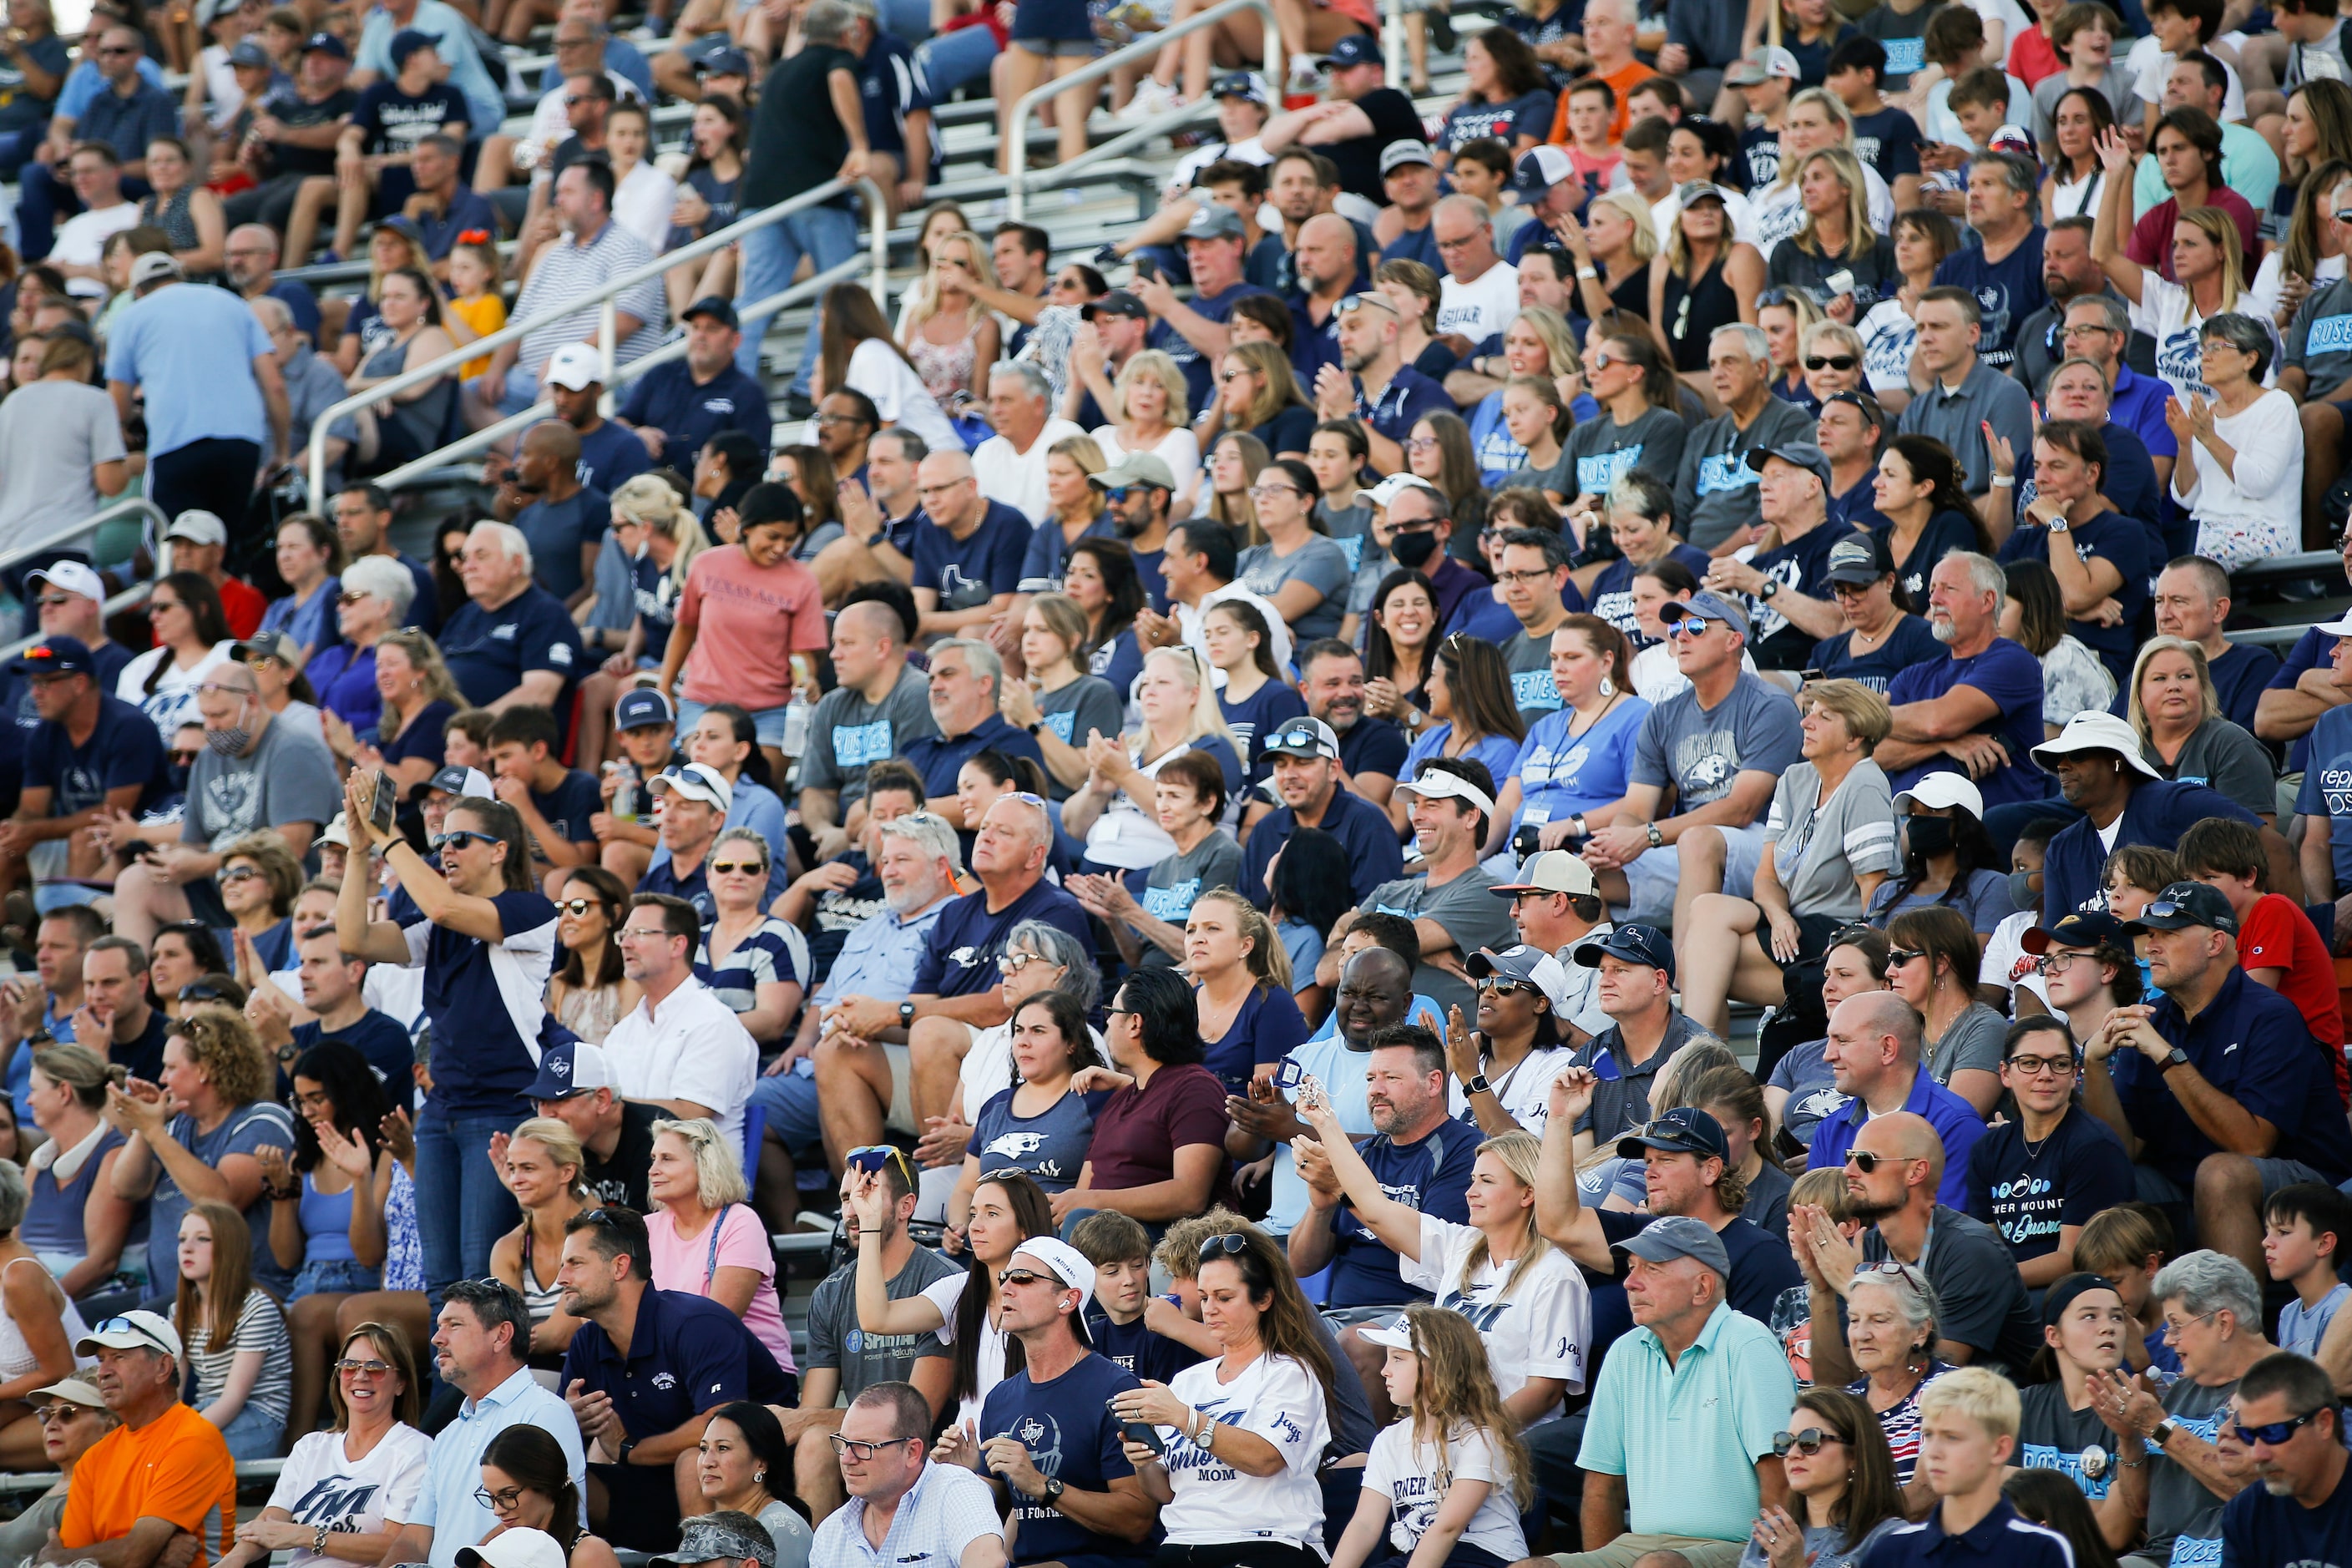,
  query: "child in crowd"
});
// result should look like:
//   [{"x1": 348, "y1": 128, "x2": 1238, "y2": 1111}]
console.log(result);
[
  {"x1": 446, "y1": 235, "x2": 506, "y2": 382},
  {"x1": 1561, "y1": 81, "x2": 1624, "y2": 192},
  {"x1": 1896, "y1": 1369, "x2": 2076, "y2": 1568},
  {"x1": 175, "y1": 1200, "x2": 293, "y2": 1462},
  {"x1": 2263, "y1": 1184, "x2": 2351, "y2": 1358},
  {"x1": 443, "y1": 707, "x2": 495, "y2": 772},
  {"x1": 1332, "y1": 1306, "x2": 1530, "y2": 1568},
  {"x1": 1071, "y1": 1210, "x2": 1206, "y2": 1384},
  {"x1": 2072, "y1": 1203, "x2": 2176, "y2": 1374}
]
